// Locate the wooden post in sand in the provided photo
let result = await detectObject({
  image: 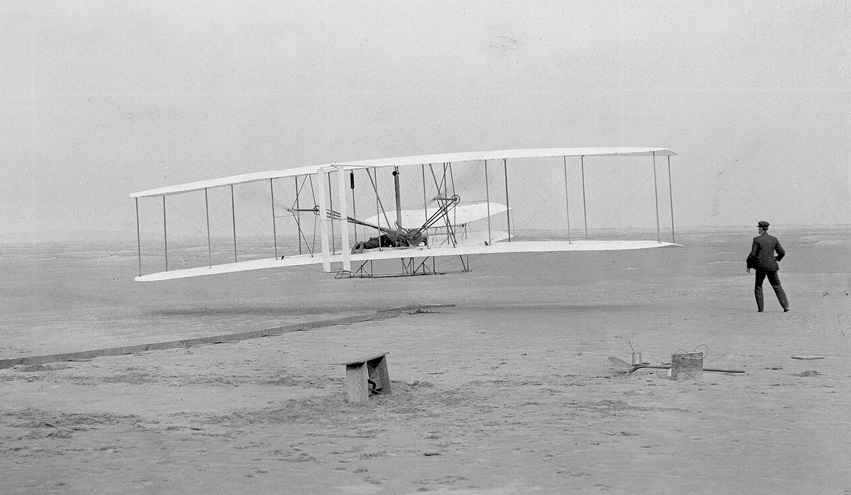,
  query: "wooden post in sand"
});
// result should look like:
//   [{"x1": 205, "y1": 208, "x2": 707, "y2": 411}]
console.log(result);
[{"x1": 342, "y1": 352, "x2": 391, "y2": 404}]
